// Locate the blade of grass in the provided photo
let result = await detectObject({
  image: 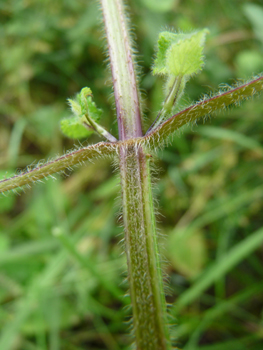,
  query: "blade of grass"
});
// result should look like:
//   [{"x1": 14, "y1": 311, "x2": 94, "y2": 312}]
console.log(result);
[
  {"x1": 0, "y1": 239, "x2": 58, "y2": 266},
  {"x1": 189, "y1": 185, "x2": 263, "y2": 231},
  {"x1": 198, "y1": 336, "x2": 262, "y2": 350},
  {"x1": 184, "y1": 282, "x2": 263, "y2": 348},
  {"x1": 52, "y1": 227, "x2": 124, "y2": 302},
  {"x1": 197, "y1": 125, "x2": 263, "y2": 154},
  {"x1": 0, "y1": 250, "x2": 68, "y2": 350},
  {"x1": 173, "y1": 226, "x2": 263, "y2": 313}
]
